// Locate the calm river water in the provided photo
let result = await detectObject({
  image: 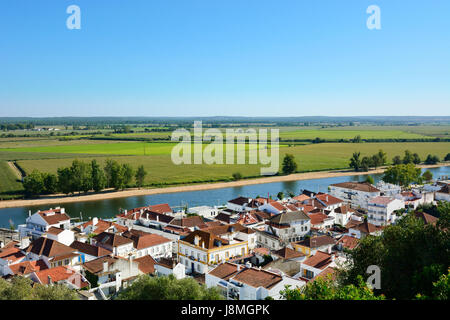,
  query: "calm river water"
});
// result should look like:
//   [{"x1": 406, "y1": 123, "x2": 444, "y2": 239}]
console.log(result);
[{"x1": 1, "y1": 166, "x2": 449, "y2": 228}]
